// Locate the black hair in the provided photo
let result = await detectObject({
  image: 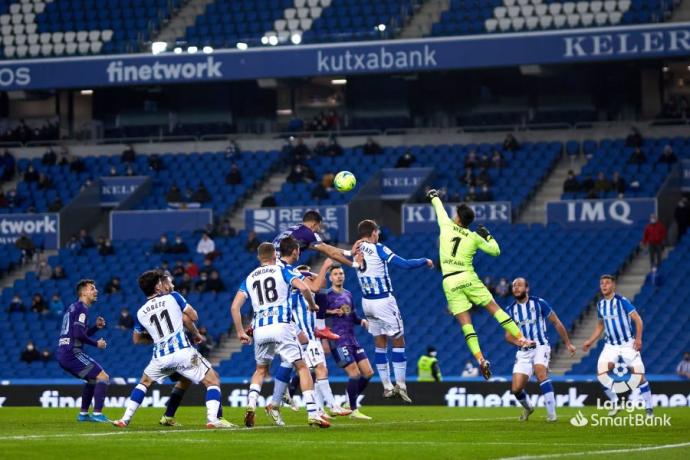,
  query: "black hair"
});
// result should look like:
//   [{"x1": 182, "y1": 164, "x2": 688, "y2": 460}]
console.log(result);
[
  {"x1": 279, "y1": 236, "x2": 299, "y2": 257},
  {"x1": 456, "y1": 204, "x2": 475, "y2": 227},
  {"x1": 357, "y1": 219, "x2": 379, "y2": 238},
  {"x1": 303, "y1": 210, "x2": 322, "y2": 224},
  {"x1": 76, "y1": 279, "x2": 95, "y2": 296},
  {"x1": 600, "y1": 274, "x2": 616, "y2": 282},
  {"x1": 138, "y1": 269, "x2": 163, "y2": 296}
]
